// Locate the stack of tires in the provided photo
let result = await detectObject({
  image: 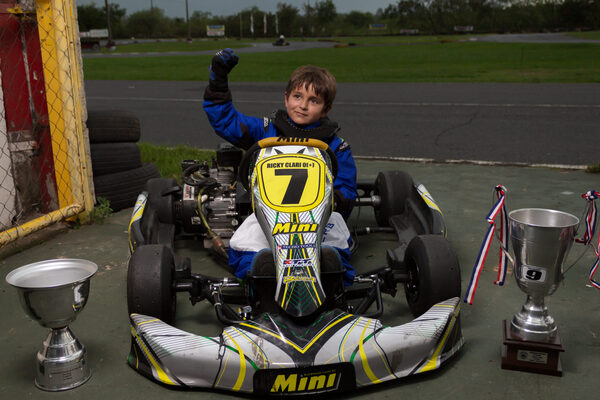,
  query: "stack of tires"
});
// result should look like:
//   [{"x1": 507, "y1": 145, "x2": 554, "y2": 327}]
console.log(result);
[{"x1": 87, "y1": 110, "x2": 160, "y2": 211}]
